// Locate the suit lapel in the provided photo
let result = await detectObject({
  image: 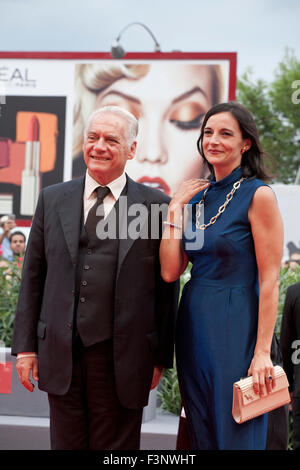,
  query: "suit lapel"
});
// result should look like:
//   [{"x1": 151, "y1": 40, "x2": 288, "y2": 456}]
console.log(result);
[
  {"x1": 57, "y1": 177, "x2": 85, "y2": 265},
  {"x1": 57, "y1": 175, "x2": 147, "y2": 274},
  {"x1": 116, "y1": 175, "x2": 146, "y2": 280}
]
